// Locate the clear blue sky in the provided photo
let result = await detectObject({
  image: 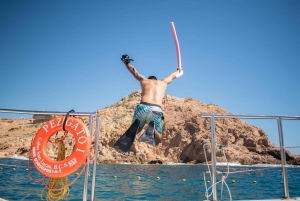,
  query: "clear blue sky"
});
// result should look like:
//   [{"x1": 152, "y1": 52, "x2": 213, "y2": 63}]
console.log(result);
[{"x1": 1, "y1": 0, "x2": 299, "y2": 154}]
